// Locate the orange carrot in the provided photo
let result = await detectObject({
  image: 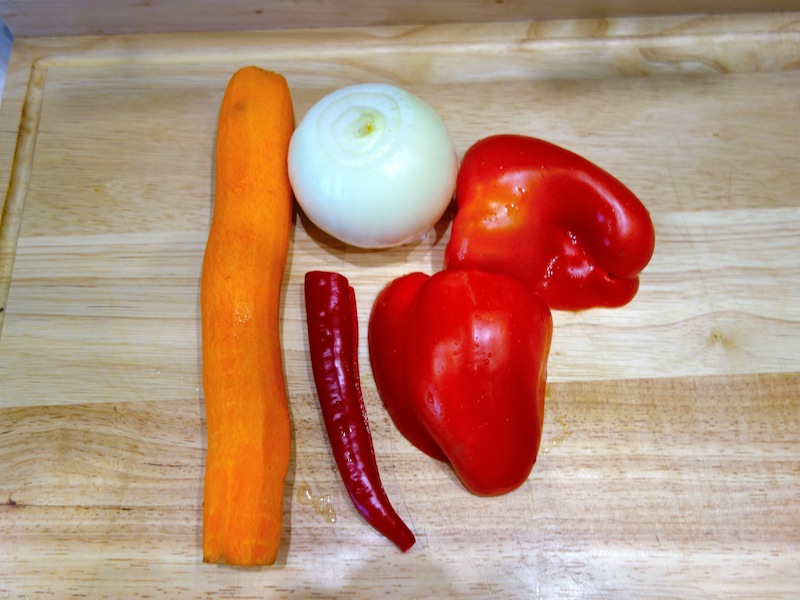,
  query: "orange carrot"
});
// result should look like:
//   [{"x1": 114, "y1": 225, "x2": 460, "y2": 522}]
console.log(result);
[{"x1": 200, "y1": 66, "x2": 294, "y2": 566}]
